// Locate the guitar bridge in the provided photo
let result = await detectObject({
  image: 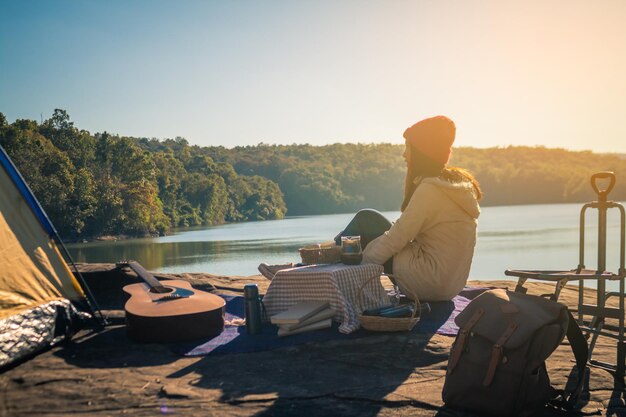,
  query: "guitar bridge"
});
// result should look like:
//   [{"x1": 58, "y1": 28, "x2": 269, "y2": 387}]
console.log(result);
[{"x1": 154, "y1": 294, "x2": 185, "y2": 302}]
